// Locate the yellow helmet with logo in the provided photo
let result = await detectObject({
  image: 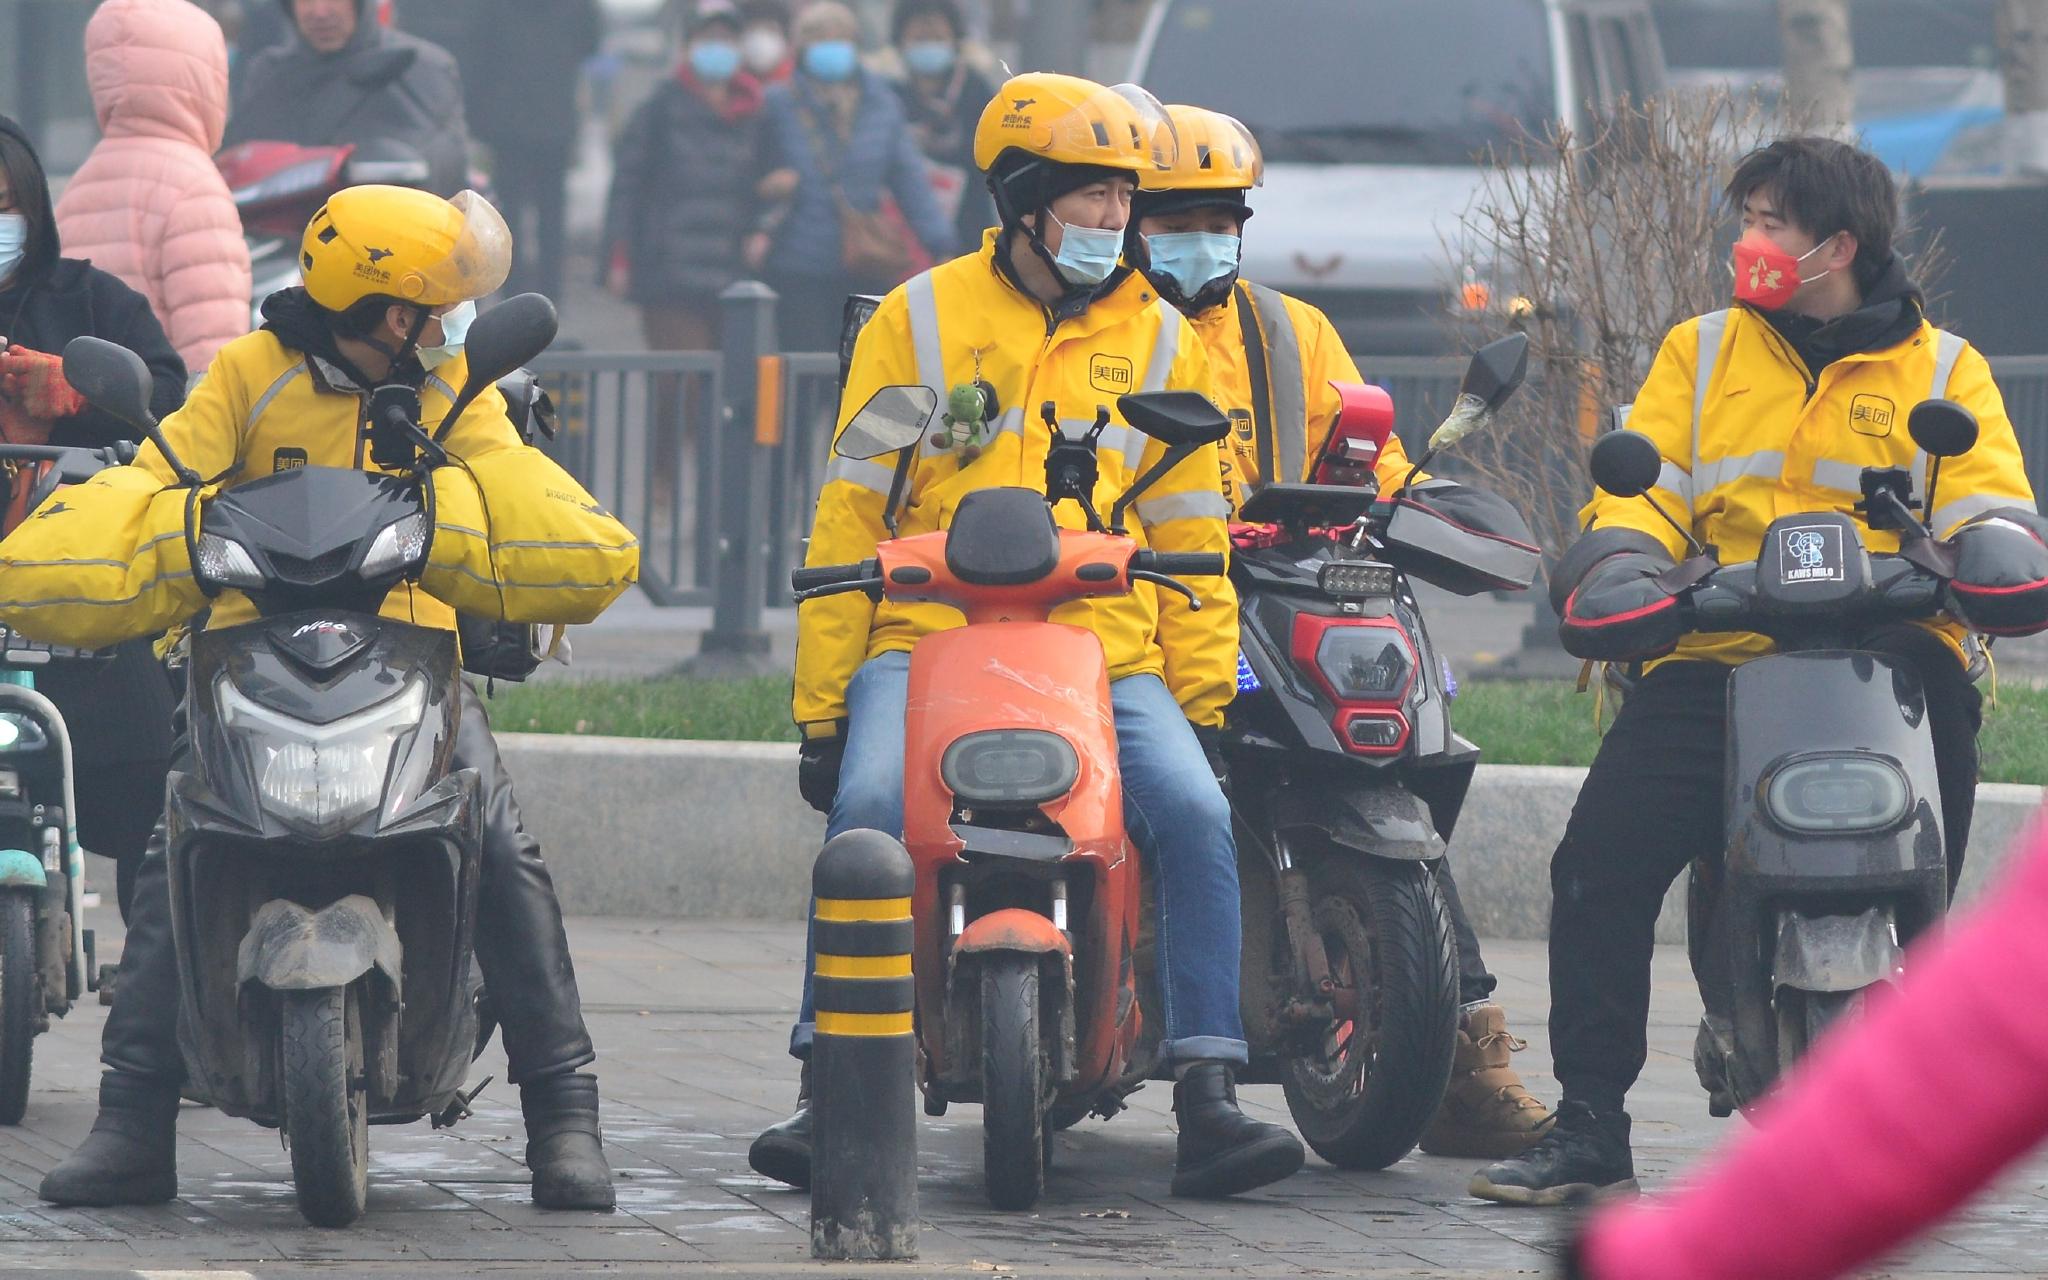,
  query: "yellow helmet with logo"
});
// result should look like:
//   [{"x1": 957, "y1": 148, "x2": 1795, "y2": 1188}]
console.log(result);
[
  {"x1": 1134, "y1": 105, "x2": 1263, "y2": 220},
  {"x1": 299, "y1": 185, "x2": 512, "y2": 314},
  {"x1": 973, "y1": 74, "x2": 1177, "y2": 229}
]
